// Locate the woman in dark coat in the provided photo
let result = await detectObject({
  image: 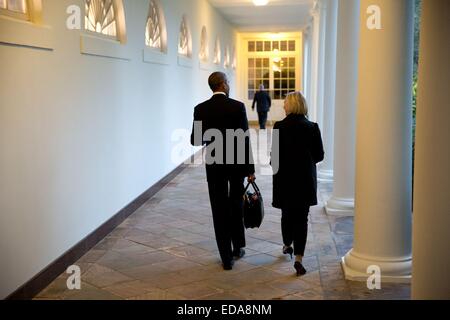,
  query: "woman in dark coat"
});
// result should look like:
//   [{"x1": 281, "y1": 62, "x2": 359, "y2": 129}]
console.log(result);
[{"x1": 271, "y1": 91, "x2": 324, "y2": 276}]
